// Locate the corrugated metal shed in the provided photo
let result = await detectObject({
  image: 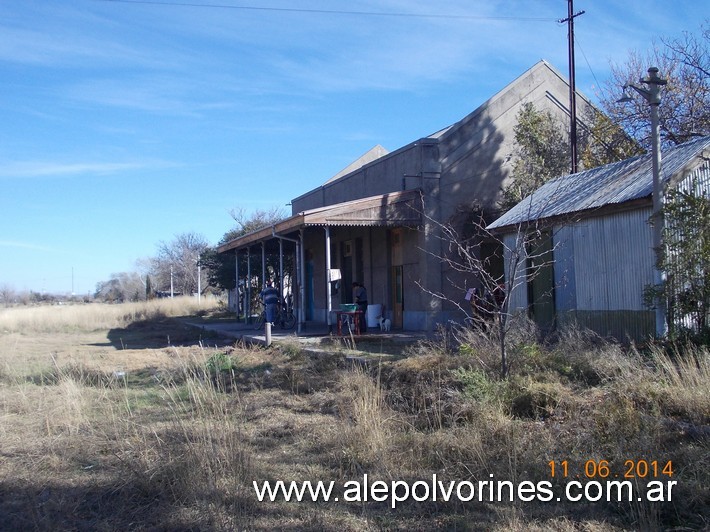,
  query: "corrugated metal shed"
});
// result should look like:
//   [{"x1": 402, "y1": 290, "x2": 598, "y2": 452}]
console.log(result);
[
  {"x1": 488, "y1": 136, "x2": 710, "y2": 230},
  {"x1": 570, "y1": 208, "x2": 654, "y2": 312}
]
